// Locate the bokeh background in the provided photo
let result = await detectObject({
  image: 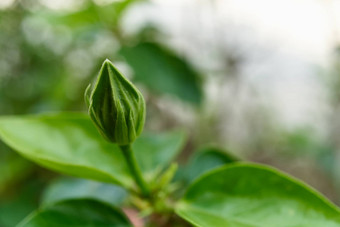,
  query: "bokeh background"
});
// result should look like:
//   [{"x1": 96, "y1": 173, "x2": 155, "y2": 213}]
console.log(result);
[{"x1": 1, "y1": 0, "x2": 340, "y2": 226}]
